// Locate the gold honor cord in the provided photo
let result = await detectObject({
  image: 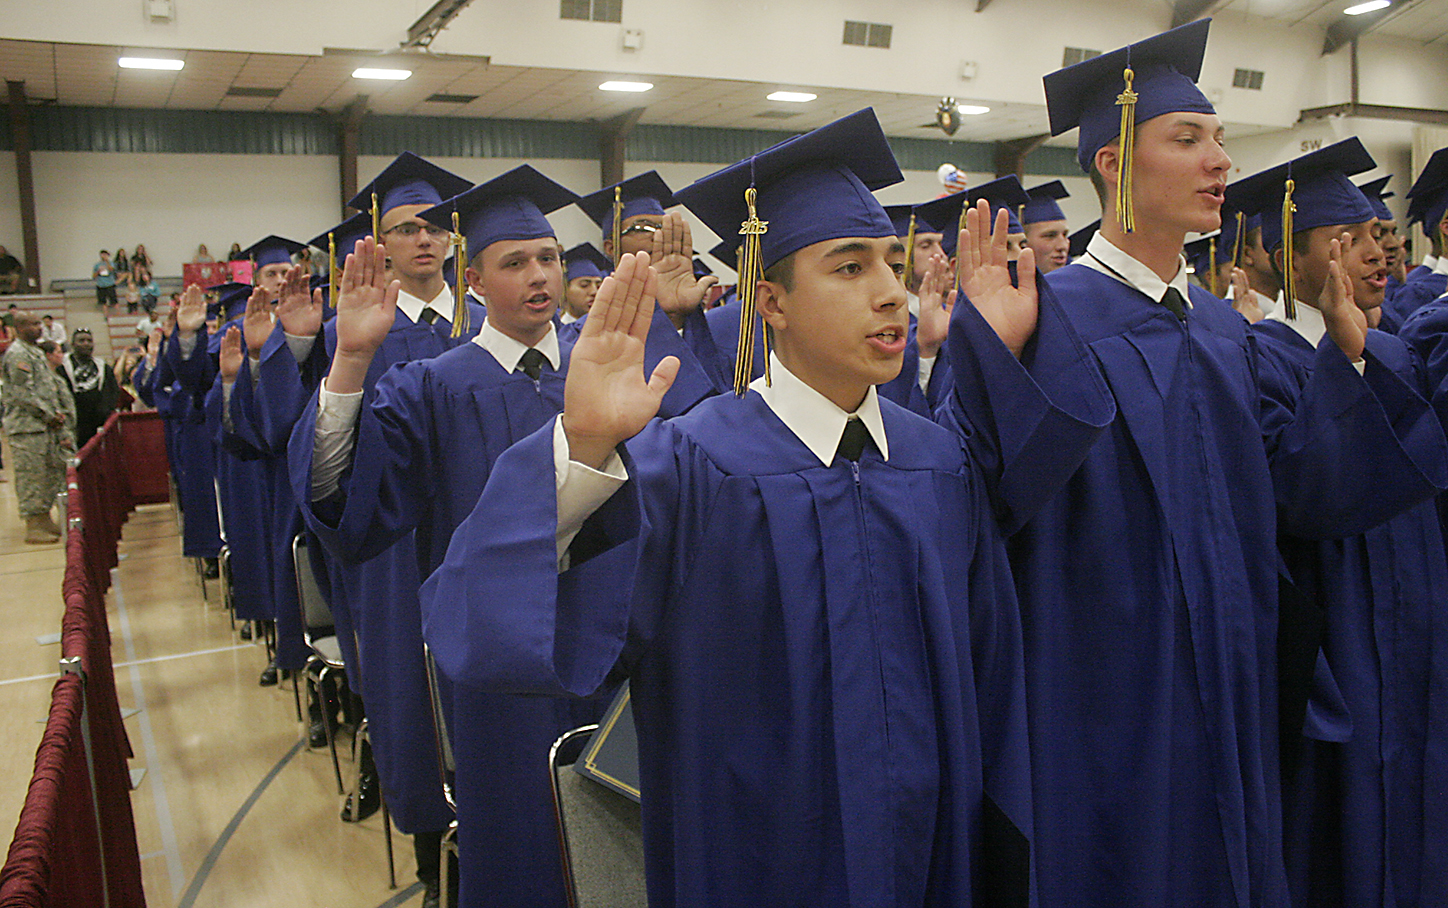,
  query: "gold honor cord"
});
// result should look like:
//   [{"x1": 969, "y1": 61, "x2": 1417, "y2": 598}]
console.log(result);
[
  {"x1": 611, "y1": 186, "x2": 623, "y2": 266},
  {"x1": 1115, "y1": 67, "x2": 1138, "y2": 234},
  {"x1": 328, "y1": 232, "x2": 337, "y2": 312},
  {"x1": 371, "y1": 192, "x2": 380, "y2": 243},
  {"x1": 1207, "y1": 237, "x2": 1218, "y2": 296},
  {"x1": 733, "y1": 187, "x2": 768, "y2": 396},
  {"x1": 450, "y1": 210, "x2": 467, "y2": 338},
  {"x1": 903, "y1": 213, "x2": 917, "y2": 288},
  {"x1": 1282, "y1": 178, "x2": 1297, "y2": 320}
]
